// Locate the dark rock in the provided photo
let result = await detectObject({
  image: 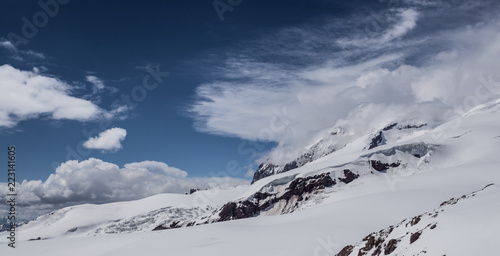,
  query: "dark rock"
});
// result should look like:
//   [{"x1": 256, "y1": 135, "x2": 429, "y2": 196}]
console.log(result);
[
  {"x1": 398, "y1": 123, "x2": 427, "y2": 130},
  {"x1": 339, "y1": 169, "x2": 360, "y2": 184},
  {"x1": 384, "y1": 239, "x2": 398, "y2": 255},
  {"x1": 410, "y1": 216, "x2": 421, "y2": 226},
  {"x1": 368, "y1": 131, "x2": 386, "y2": 150},
  {"x1": 374, "y1": 237, "x2": 385, "y2": 248},
  {"x1": 430, "y1": 224, "x2": 437, "y2": 229},
  {"x1": 410, "y1": 231, "x2": 422, "y2": 244},
  {"x1": 153, "y1": 220, "x2": 183, "y2": 231},
  {"x1": 383, "y1": 123, "x2": 398, "y2": 131},
  {"x1": 362, "y1": 235, "x2": 376, "y2": 252},
  {"x1": 370, "y1": 160, "x2": 400, "y2": 172},
  {"x1": 152, "y1": 225, "x2": 168, "y2": 231},
  {"x1": 218, "y1": 202, "x2": 237, "y2": 221},
  {"x1": 219, "y1": 173, "x2": 335, "y2": 222},
  {"x1": 253, "y1": 192, "x2": 272, "y2": 201},
  {"x1": 251, "y1": 163, "x2": 278, "y2": 184},
  {"x1": 372, "y1": 245, "x2": 382, "y2": 256},
  {"x1": 218, "y1": 201, "x2": 260, "y2": 222},
  {"x1": 170, "y1": 221, "x2": 181, "y2": 229},
  {"x1": 336, "y1": 245, "x2": 354, "y2": 256},
  {"x1": 281, "y1": 173, "x2": 335, "y2": 200},
  {"x1": 387, "y1": 226, "x2": 394, "y2": 234},
  {"x1": 189, "y1": 188, "x2": 200, "y2": 194}
]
